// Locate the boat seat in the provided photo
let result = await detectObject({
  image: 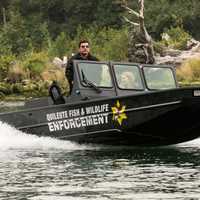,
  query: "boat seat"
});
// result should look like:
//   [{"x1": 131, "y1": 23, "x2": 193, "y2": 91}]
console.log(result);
[{"x1": 49, "y1": 81, "x2": 65, "y2": 105}]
